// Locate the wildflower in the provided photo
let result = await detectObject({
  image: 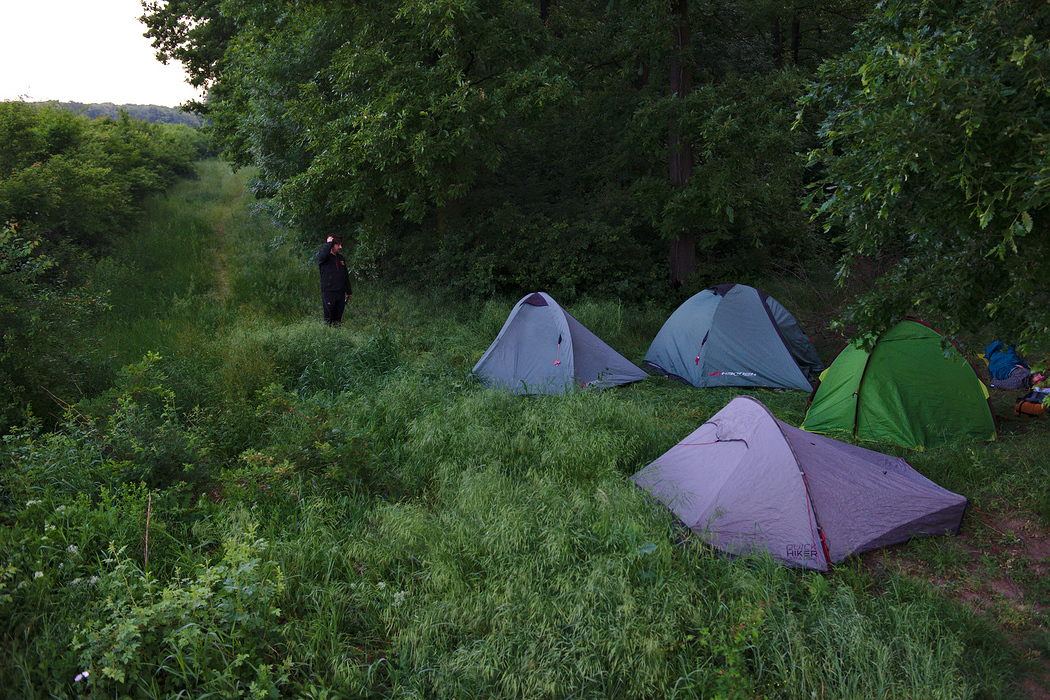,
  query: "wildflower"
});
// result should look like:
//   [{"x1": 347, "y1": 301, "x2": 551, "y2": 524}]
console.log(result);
[
  {"x1": 377, "y1": 581, "x2": 386, "y2": 590},
  {"x1": 25, "y1": 500, "x2": 42, "y2": 507},
  {"x1": 393, "y1": 591, "x2": 407, "y2": 607},
  {"x1": 88, "y1": 576, "x2": 100, "y2": 585},
  {"x1": 74, "y1": 671, "x2": 90, "y2": 682},
  {"x1": 56, "y1": 505, "x2": 67, "y2": 512},
  {"x1": 34, "y1": 571, "x2": 43, "y2": 579},
  {"x1": 45, "y1": 524, "x2": 55, "y2": 532},
  {"x1": 66, "y1": 544, "x2": 78, "y2": 556},
  {"x1": 70, "y1": 578, "x2": 82, "y2": 586}
]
